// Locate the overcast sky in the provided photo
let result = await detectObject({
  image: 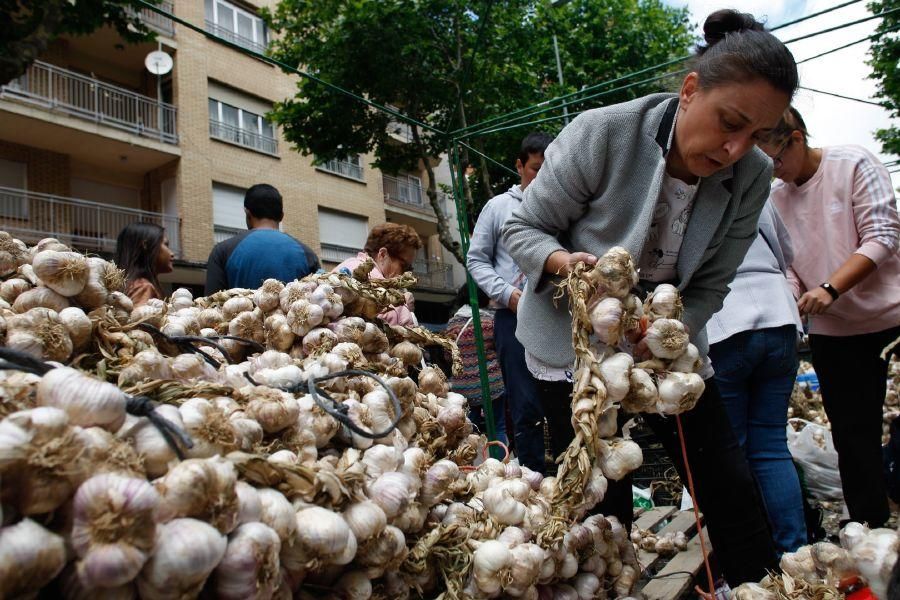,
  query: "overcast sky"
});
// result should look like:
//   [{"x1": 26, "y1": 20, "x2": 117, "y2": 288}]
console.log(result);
[{"x1": 664, "y1": 0, "x2": 900, "y2": 188}]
